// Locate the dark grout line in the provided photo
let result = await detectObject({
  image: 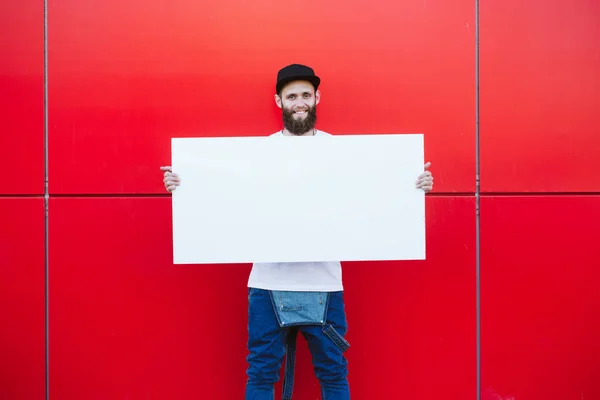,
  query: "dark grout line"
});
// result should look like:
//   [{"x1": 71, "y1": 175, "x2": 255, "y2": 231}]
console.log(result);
[
  {"x1": 0, "y1": 194, "x2": 45, "y2": 198},
  {"x1": 479, "y1": 191, "x2": 600, "y2": 196},
  {"x1": 475, "y1": 0, "x2": 481, "y2": 397},
  {"x1": 2, "y1": 192, "x2": 600, "y2": 199},
  {"x1": 44, "y1": 0, "x2": 50, "y2": 399}
]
